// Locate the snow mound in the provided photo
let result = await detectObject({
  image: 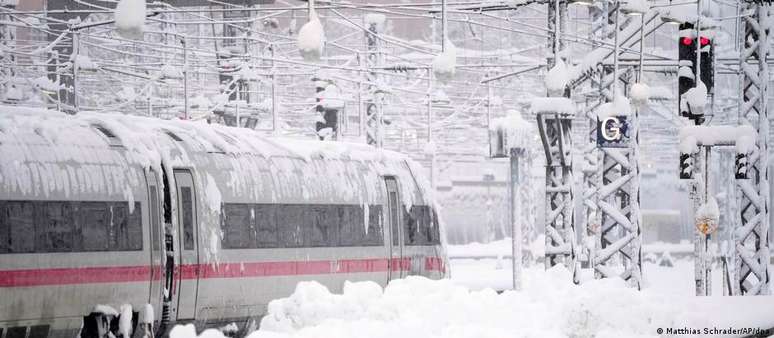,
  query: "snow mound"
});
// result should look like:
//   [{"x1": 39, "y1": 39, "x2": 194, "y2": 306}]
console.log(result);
[
  {"x1": 298, "y1": 11, "x2": 325, "y2": 61},
  {"x1": 248, "y1": 267, "x2": 678, "y2": 338},
  {"x1": 115, "y1": 0, "x2": 146, "y2": 40}
]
